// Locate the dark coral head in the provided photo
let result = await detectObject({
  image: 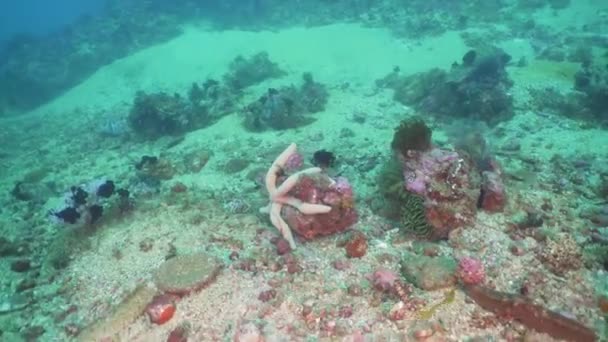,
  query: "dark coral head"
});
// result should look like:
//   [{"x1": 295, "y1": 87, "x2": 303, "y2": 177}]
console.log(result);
[
  {"x1": 312, "y1": 150, "x2": 336, "y2": 168},
  {"x1": 52, "y1": 207, "x2": 81, "y2": 224},
  {"x1": 391, "y1": 118, "x2": 432, "y2": 156},
  {"x1": 96, "y1": 180, "x2": 115, "y2": 198}
]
